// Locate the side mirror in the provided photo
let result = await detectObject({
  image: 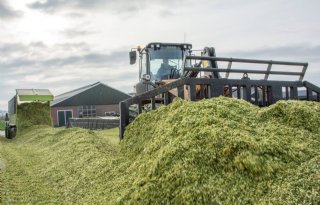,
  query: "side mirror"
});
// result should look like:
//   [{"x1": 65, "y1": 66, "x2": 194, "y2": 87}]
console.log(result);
[
  {"x1": 5, "y1": 113, "x2": 9, "y2": 122},
  {"x1": 129, "y1": 51, "x2": 137, "y2": 65}
]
